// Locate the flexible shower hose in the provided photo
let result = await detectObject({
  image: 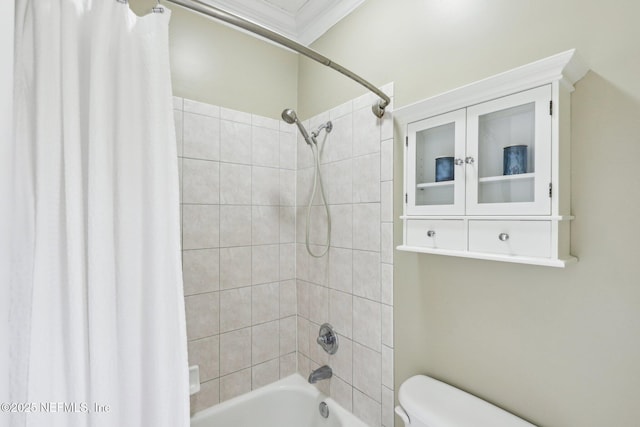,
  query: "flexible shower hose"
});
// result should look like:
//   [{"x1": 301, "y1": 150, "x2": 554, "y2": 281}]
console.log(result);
[{"x1": 305, "y1": 136, "x2": 331, "y2": 258}]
